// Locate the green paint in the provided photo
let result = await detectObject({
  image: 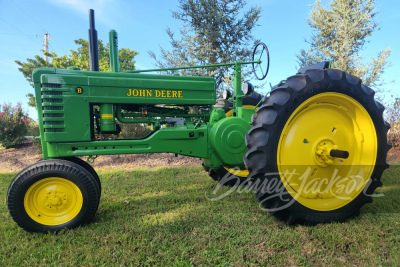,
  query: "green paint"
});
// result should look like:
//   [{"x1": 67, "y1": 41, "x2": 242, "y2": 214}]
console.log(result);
[
  {"x1": 100, "y1": 104, "x2": 116, "y2": 132},
  {"x1": 209, "y1": 117, "x2": 250, "y2": 168},
  {"x1": 32, "y1": 29, "x2": 260, "y2": 170}
]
